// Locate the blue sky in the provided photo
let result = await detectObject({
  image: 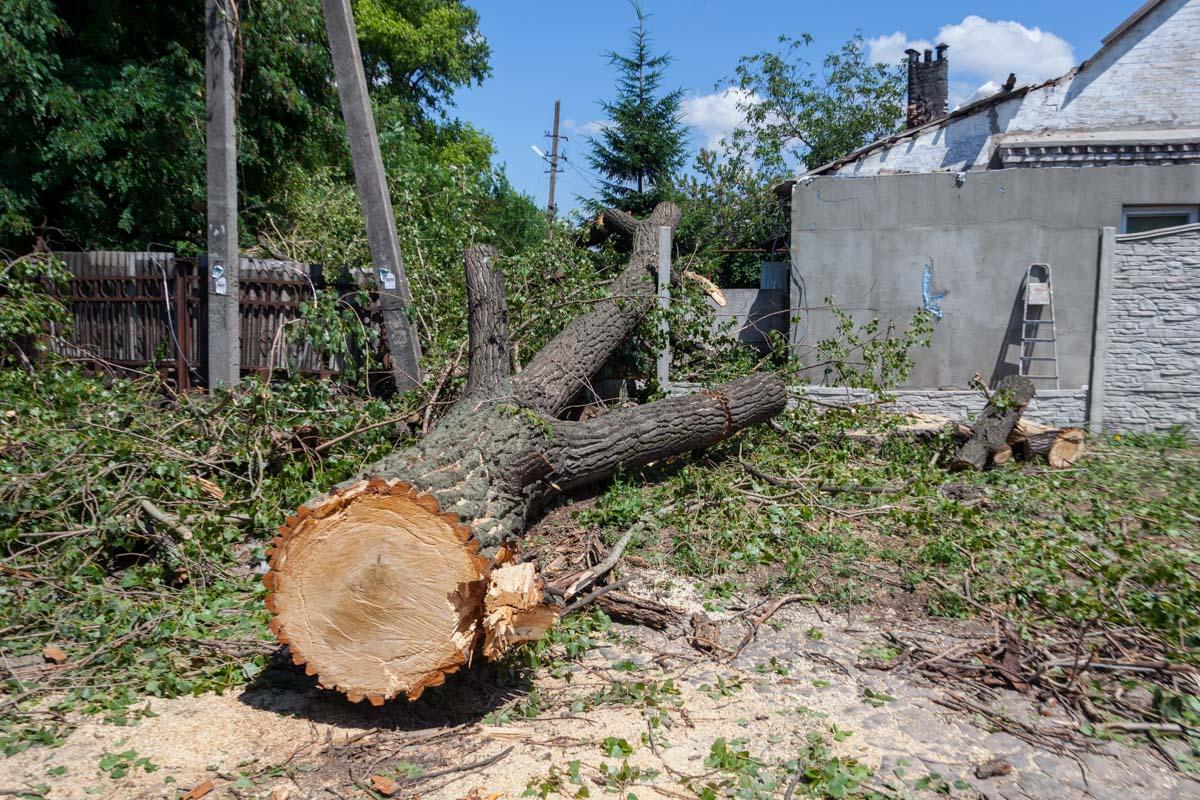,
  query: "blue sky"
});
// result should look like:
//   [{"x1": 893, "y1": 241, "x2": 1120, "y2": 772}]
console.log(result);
[{"x1": 452, "y1": 0, "x2": 1140, "y2": 211}]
